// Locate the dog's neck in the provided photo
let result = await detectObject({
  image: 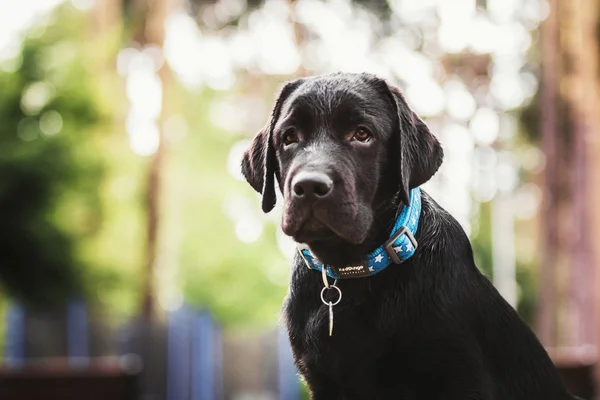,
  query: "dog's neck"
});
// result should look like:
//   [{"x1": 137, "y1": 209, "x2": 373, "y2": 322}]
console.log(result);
[{"x1": 303, "y1": 190, "x2": 403, "y2": 268}]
